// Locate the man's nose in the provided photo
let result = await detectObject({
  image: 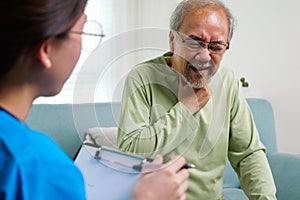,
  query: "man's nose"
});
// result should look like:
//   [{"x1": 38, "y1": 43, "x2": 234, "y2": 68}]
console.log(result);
[{"x1": 194, "y1": 48, "x2": 211, "y2": 63}]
